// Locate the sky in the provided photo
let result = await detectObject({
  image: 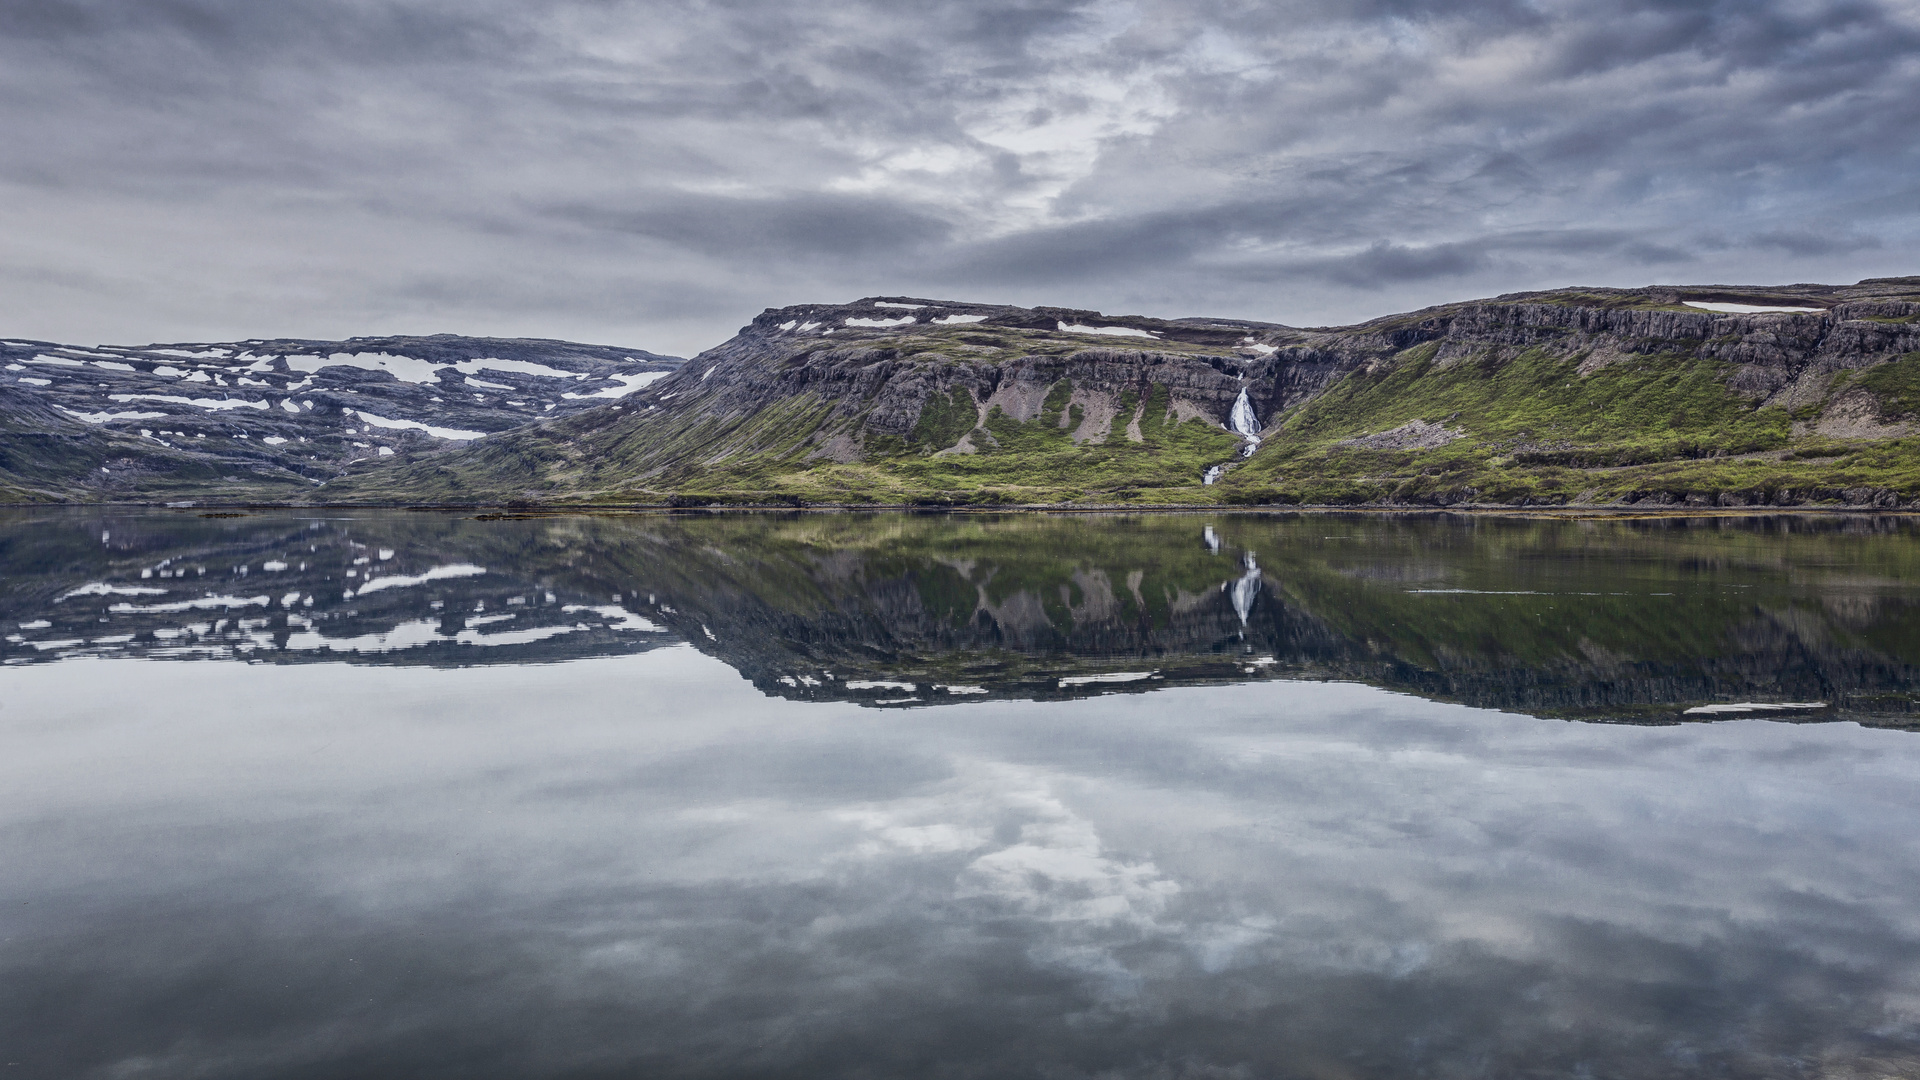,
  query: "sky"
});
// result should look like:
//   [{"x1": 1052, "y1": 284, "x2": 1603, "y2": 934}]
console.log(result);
[{"x1": 1, "y1": 0, "x2": 1917, "y2": 357}]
